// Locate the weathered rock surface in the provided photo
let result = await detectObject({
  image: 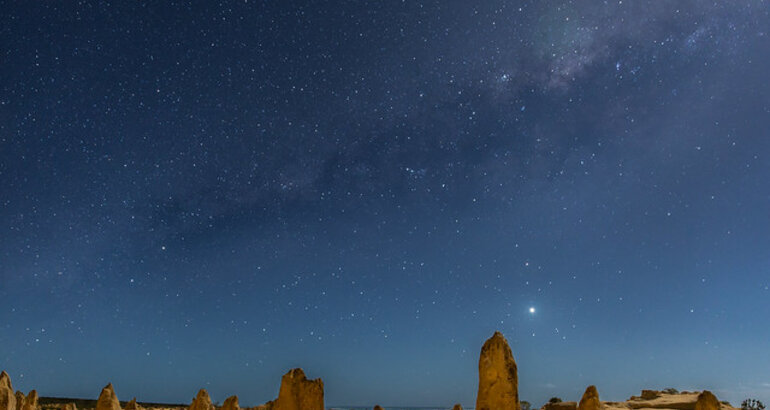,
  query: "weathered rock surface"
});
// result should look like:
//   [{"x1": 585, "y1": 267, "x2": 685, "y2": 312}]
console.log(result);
[
  {"x1": 95, "y1": 384, "x2": 121, "y2": 410},
  {"x1": 627, "y1": 395, "x2": 696, "y2": 410},
  {"x1": 543, "y1": 401, "x2": 577, "y2": 410},
  {"x1": 14, "y1": 392, "x2": 25, "y2": 410},
  {"x1": 476, "y1": 331, "x2": 520, "y2": 410},
  {"x1": 642, "y1": 391, "x2": 662, "y2": 400},
  {"x1": 258, "y1": 368, "x2": 323, "y2": 410},
  {"x1": 124, "y1": 398, "x2": 143, "y2": 410},
  {"x1": 605, "y1": 391, "x2": 736, "y2": 410},
  {"x1": 22, "y1": 390, "x2": 37, "y2": 410},
  {"x1": 694, "y1": 391, "x2": 720, "y2": 410},
  {"x1": 189, "y1": 390, "x2": 214, "y2": 410},
  {"x1": 222, "y1": 396, "x2": 239, "y2": 410},
  {"x1": 0, "y1": 372, "x2": 16, "y2": 410},
  {"x1": 373, "y1": 406, "x2": 383, "y2": 410},
  {"x1": 61, "y1": 404, "x2": 77, "y2": 410},
  {"x1": 452, "y1": 404, "x2": 463, "y2": 410},
  {"x1": 579, "y1": 386, "x2": 601, "y2": 410}
]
